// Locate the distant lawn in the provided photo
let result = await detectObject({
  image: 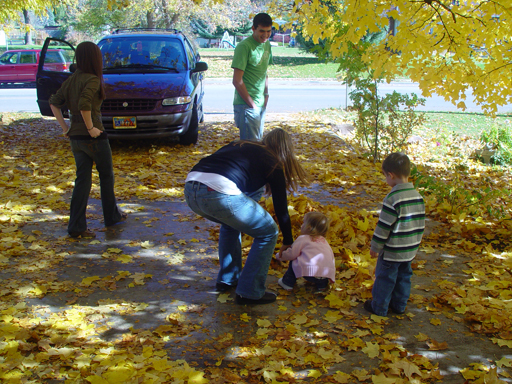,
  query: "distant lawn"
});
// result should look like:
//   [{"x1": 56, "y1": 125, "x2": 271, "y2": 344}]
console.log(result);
[
  {"x1": 199, "y1": 47, "x2": 340, "y2": 79},
  {"x1": 301, "y1": 108, "x2": 512, "y2": 138},
  {"x1": 420, "y1": 111, "x2": 511, "y2": 137}
]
